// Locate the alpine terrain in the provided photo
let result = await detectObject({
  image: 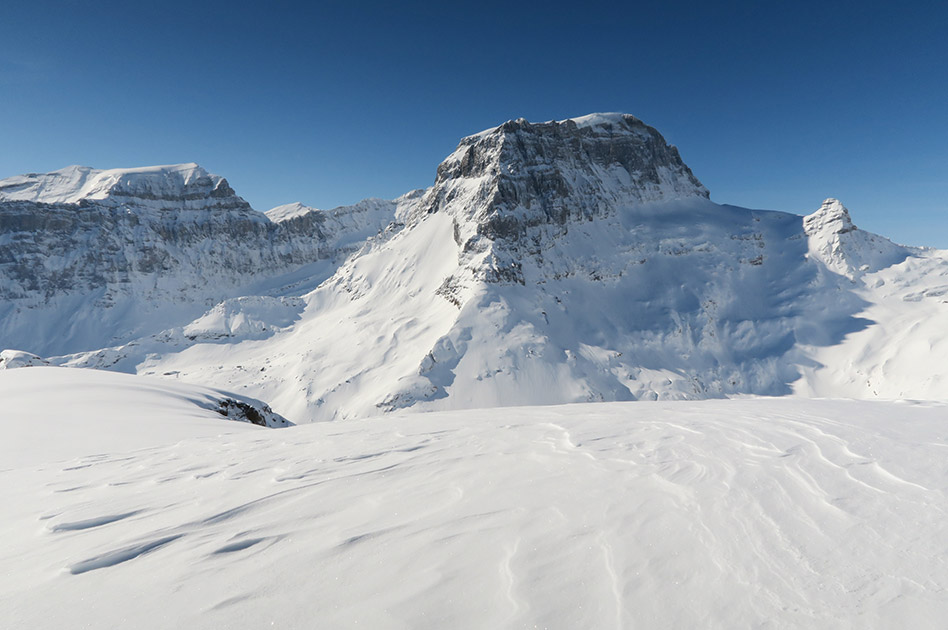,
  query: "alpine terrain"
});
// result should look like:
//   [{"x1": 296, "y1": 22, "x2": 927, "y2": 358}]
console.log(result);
[
  {"x1": 3, "y1": 113, "x2": 946, "y2": 421},
  {"x1": 2, "y1": 113, "x2": 947, "y2": 629}
]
